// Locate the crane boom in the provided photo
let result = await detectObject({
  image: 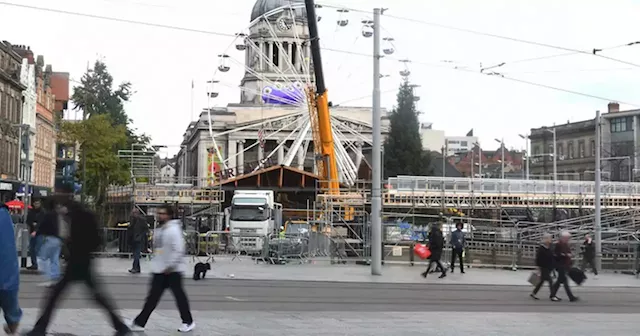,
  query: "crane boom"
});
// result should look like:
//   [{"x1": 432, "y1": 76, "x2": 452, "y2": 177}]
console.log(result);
[{"x1": 304, "y1": 0, "x2": 340, "y2": 195}]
